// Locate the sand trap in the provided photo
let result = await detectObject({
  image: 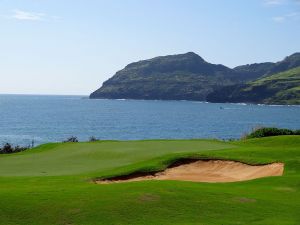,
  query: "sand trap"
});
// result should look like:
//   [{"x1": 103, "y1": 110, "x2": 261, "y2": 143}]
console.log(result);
[{"x1": 96, "y1": 160, "x2": 284, "y2": 184}]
